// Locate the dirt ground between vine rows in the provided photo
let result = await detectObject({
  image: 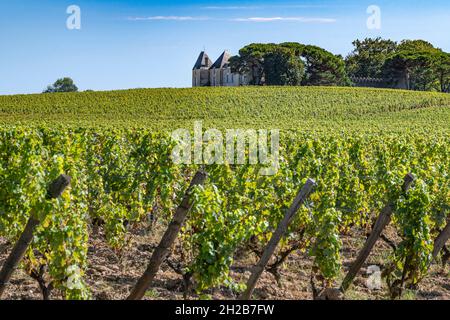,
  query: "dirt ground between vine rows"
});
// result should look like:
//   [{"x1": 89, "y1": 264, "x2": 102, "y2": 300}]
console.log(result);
[{"x1": 1, "y1": 222, "x2": 449, "y2": 301}]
